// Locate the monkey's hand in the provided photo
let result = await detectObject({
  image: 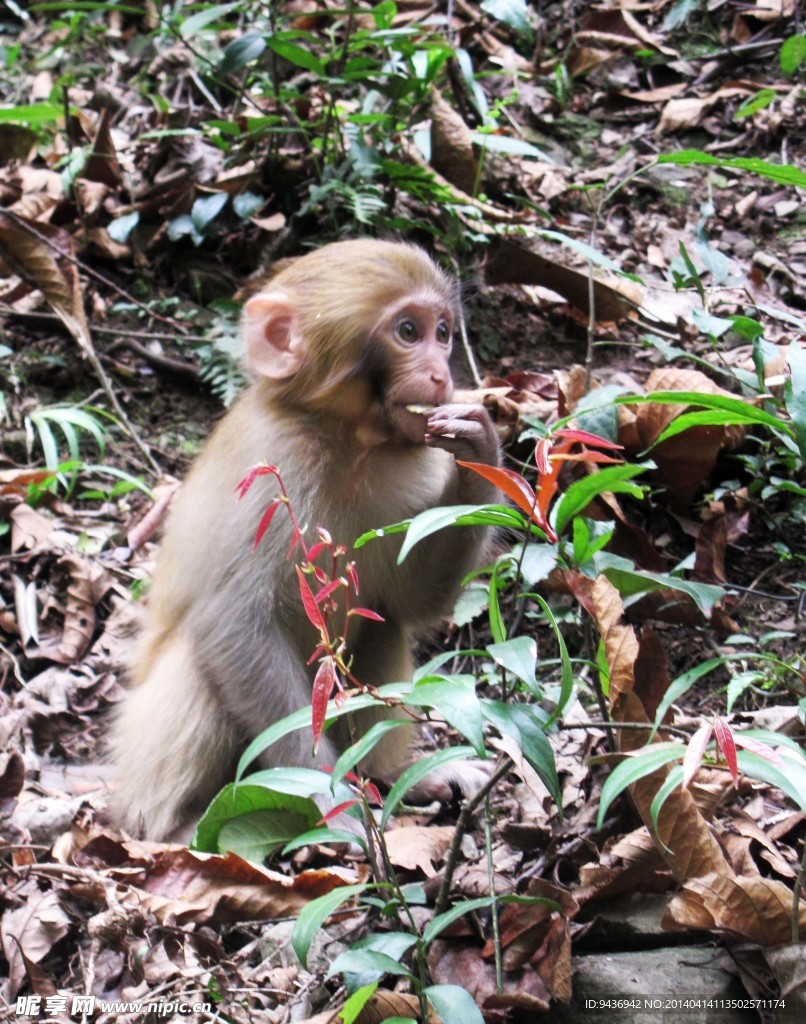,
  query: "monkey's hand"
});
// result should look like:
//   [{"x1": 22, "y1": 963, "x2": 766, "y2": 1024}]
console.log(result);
[{"x1": 424, "y1": 404, "x2": 500, "y2": 501}]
